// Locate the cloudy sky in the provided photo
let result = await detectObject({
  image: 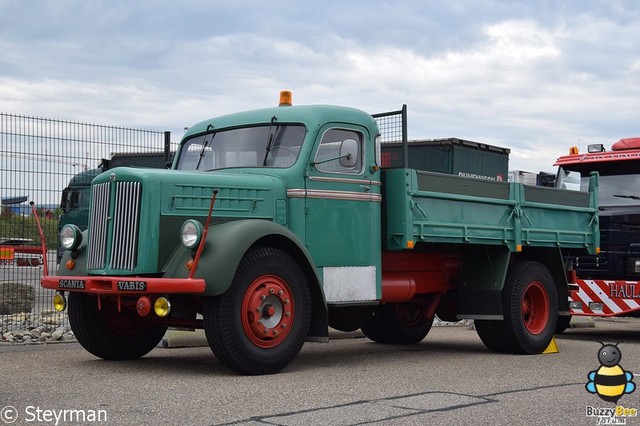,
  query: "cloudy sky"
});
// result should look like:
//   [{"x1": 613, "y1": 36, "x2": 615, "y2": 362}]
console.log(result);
[{"x1": 1, "y1": 0, "x2": 639, "y2": 173}]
